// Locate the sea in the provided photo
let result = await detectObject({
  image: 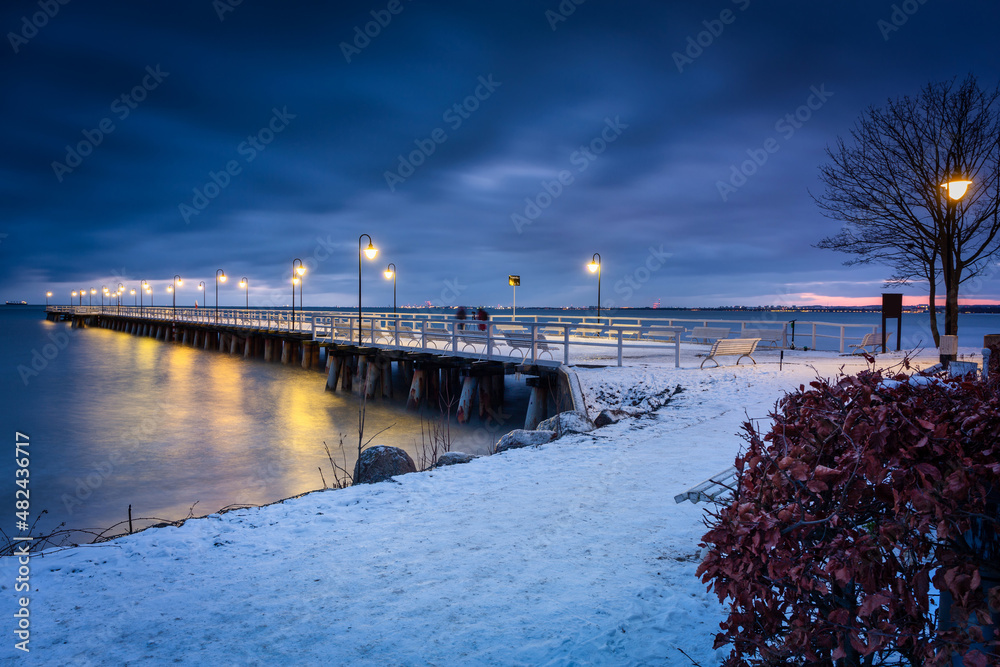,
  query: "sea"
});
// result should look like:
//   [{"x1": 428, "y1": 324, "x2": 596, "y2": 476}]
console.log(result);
[{"x1": 2, "y1": 305, "x2": 998, "y2": 543}]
